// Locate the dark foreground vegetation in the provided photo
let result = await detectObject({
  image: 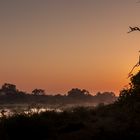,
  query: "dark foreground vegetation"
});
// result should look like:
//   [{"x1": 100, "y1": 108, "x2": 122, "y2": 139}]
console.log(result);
[{"x1": 1, "y1": 72, "x2": 140, "y2": 140}]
